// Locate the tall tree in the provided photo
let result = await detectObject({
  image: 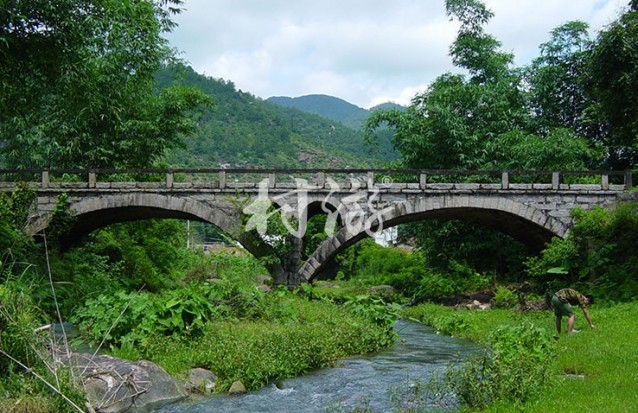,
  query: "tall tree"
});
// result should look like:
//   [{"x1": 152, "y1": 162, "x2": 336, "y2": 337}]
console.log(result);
[
  {"x1": 0, "y1": 0, "x2": 210, "y2": 169},
  {"x1": 366, "y1": 0, "x2": 527, "y2": 170},
  {"x1": 526, "y1": 21, "x2": 593, "y2": 137},
  {"x1": 585, "y1": 1, "x2": 638, "y2": 168}
]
